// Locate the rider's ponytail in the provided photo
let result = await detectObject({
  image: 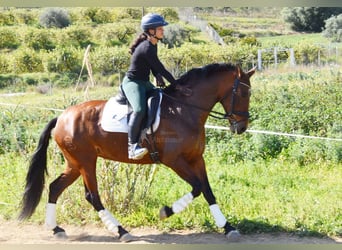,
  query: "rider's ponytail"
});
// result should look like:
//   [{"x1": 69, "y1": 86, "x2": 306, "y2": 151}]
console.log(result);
[{"x1": 129, "y1": 33, "x2": 148, "y2": 55}]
